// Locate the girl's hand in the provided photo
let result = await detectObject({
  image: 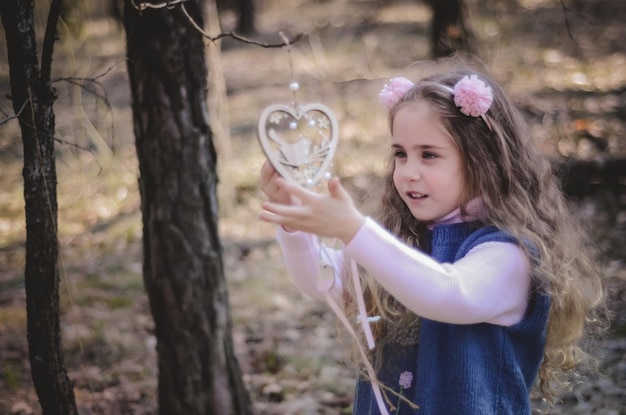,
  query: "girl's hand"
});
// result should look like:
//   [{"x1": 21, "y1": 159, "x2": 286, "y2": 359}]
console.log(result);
[
  {"x1": 259, "y1": 175, "x2": 366, "y2": 244},
  {"x1": 259, "y1": 161, "x2": 293, "y2": 205}
]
